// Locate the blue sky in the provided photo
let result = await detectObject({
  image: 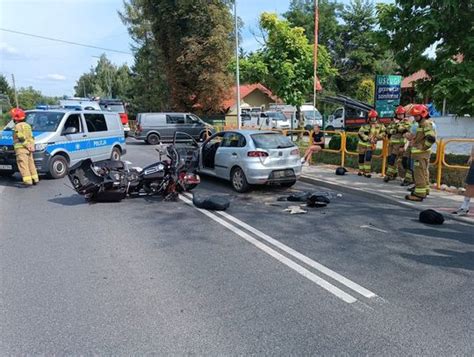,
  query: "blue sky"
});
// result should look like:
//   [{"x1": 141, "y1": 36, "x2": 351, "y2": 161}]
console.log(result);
[{"x1": 0, "y1": 0, "x2": 389, "y2": 97}]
